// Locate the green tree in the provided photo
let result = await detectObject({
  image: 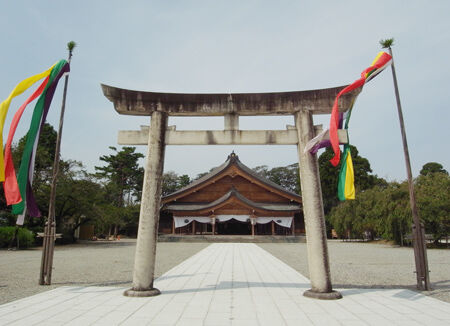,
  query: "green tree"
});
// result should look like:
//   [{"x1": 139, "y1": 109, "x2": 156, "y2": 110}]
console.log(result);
[
  {"x1": 328, "y1": 199, "x2": 357, "y2": 239},
  {"x1": 194, "y1": 167, "x2": 216, "y2": 180},
  {"x1": 318, "y1": 148, "x2": 340, "y2": 215},
  {"x1": 19, "y1": 158, "x2": 106, "y2": 243},
  {"x1": 328, "y1": 173, "x2": 450, "y2": 246},
  {"x1": 319, "y1": 145, "x2": 383, "y2": 215},
  {"x1": 95, "y1": 146, "x2": 144, "y2": 237},
  {"x1": 328, "y1": 182, "x2": 411, "y2": 244},
  {"x1": 95, "y1": 146, "x2": 144, "y2": 206},
  {"x1": 420, "y1": 162, "x2": 448, "y2": 176},
  {"x1": 162, "y1": 171, "x2": 190, "y2": 196},
  {"x1": 416, "y1": 172, "x2": 450, "y2": 242},
  {"x1": 53, "y1": 161, "x2": 105, "y2": 242},
  {"x1": 375, "y1": 182, "x2": 411, "y2": 244},
  {"x1": 252, "y1": 163, "x2": 300, "y2": 194}
]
